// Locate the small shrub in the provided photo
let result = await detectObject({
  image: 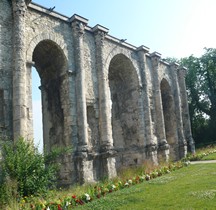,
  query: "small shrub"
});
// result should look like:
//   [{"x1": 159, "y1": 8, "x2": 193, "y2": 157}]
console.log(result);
[{"x1": 0, "y1": 137, "x2": 67, "y2": 204}]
